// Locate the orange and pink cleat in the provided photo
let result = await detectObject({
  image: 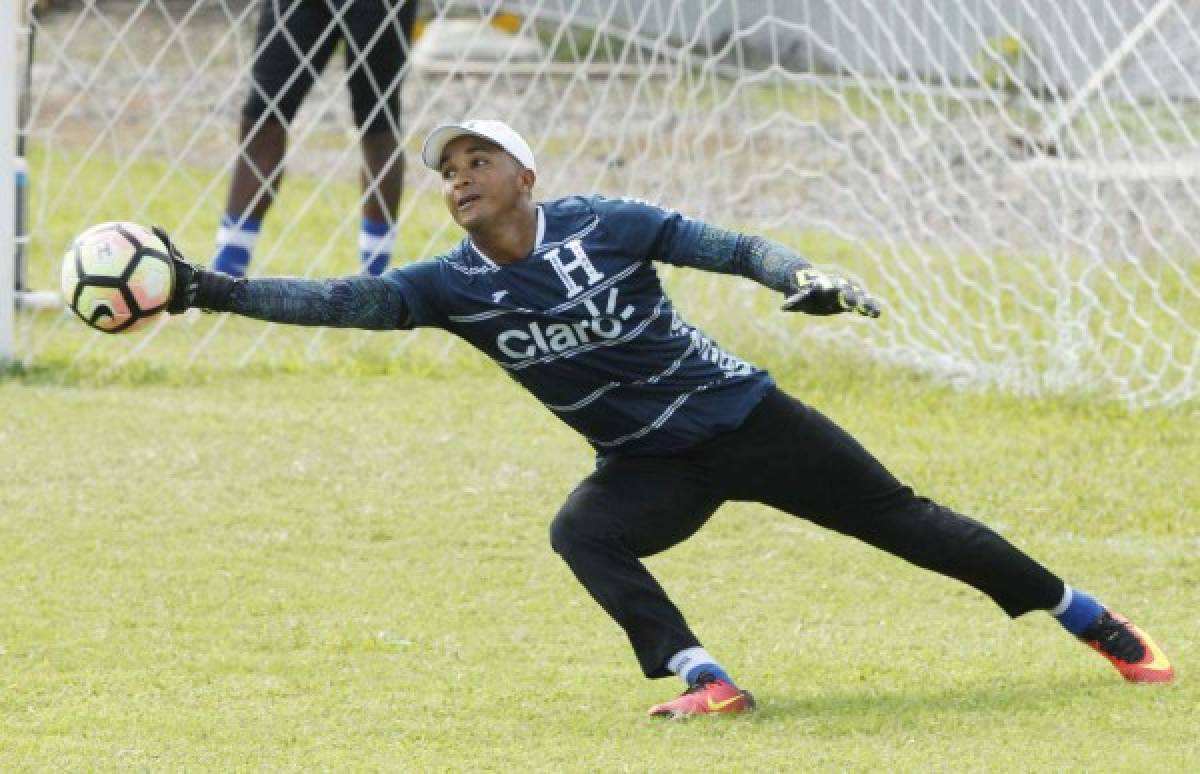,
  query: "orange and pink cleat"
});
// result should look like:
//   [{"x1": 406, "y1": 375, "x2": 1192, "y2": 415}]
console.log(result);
[{"x1": 648, "y1": 675, "x2": 756, "y2": 719}]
